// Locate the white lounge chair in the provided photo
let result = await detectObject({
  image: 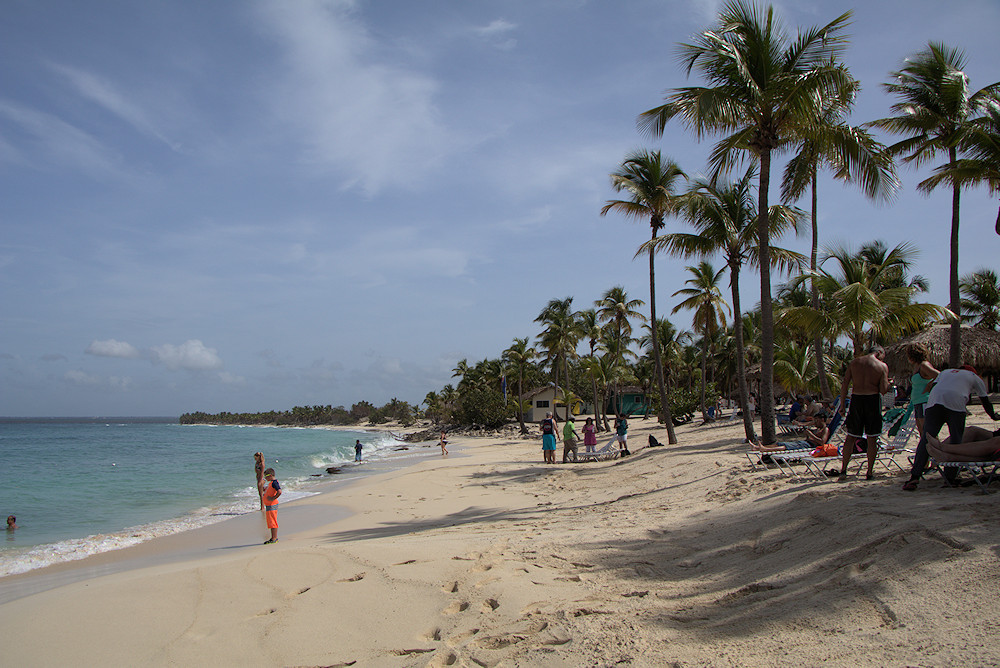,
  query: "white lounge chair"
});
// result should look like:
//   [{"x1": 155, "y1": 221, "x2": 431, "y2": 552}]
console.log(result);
[{"x1": 578, "y1": 436, "x2": 620, "y2": 462}]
